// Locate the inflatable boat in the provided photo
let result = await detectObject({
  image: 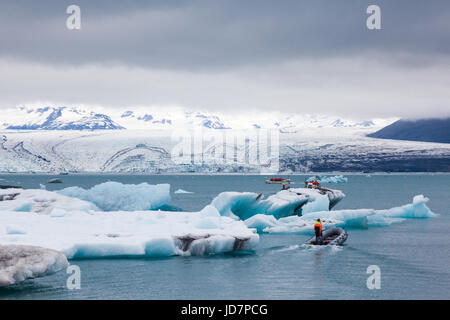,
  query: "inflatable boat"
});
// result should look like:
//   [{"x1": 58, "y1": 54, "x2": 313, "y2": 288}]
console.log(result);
[
  {"x1": 305, "y1": 227, "x2": 348, "y2": 246},
  {"x1": 265, "y1": 178, "x2": 291, "y2": 184}
]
